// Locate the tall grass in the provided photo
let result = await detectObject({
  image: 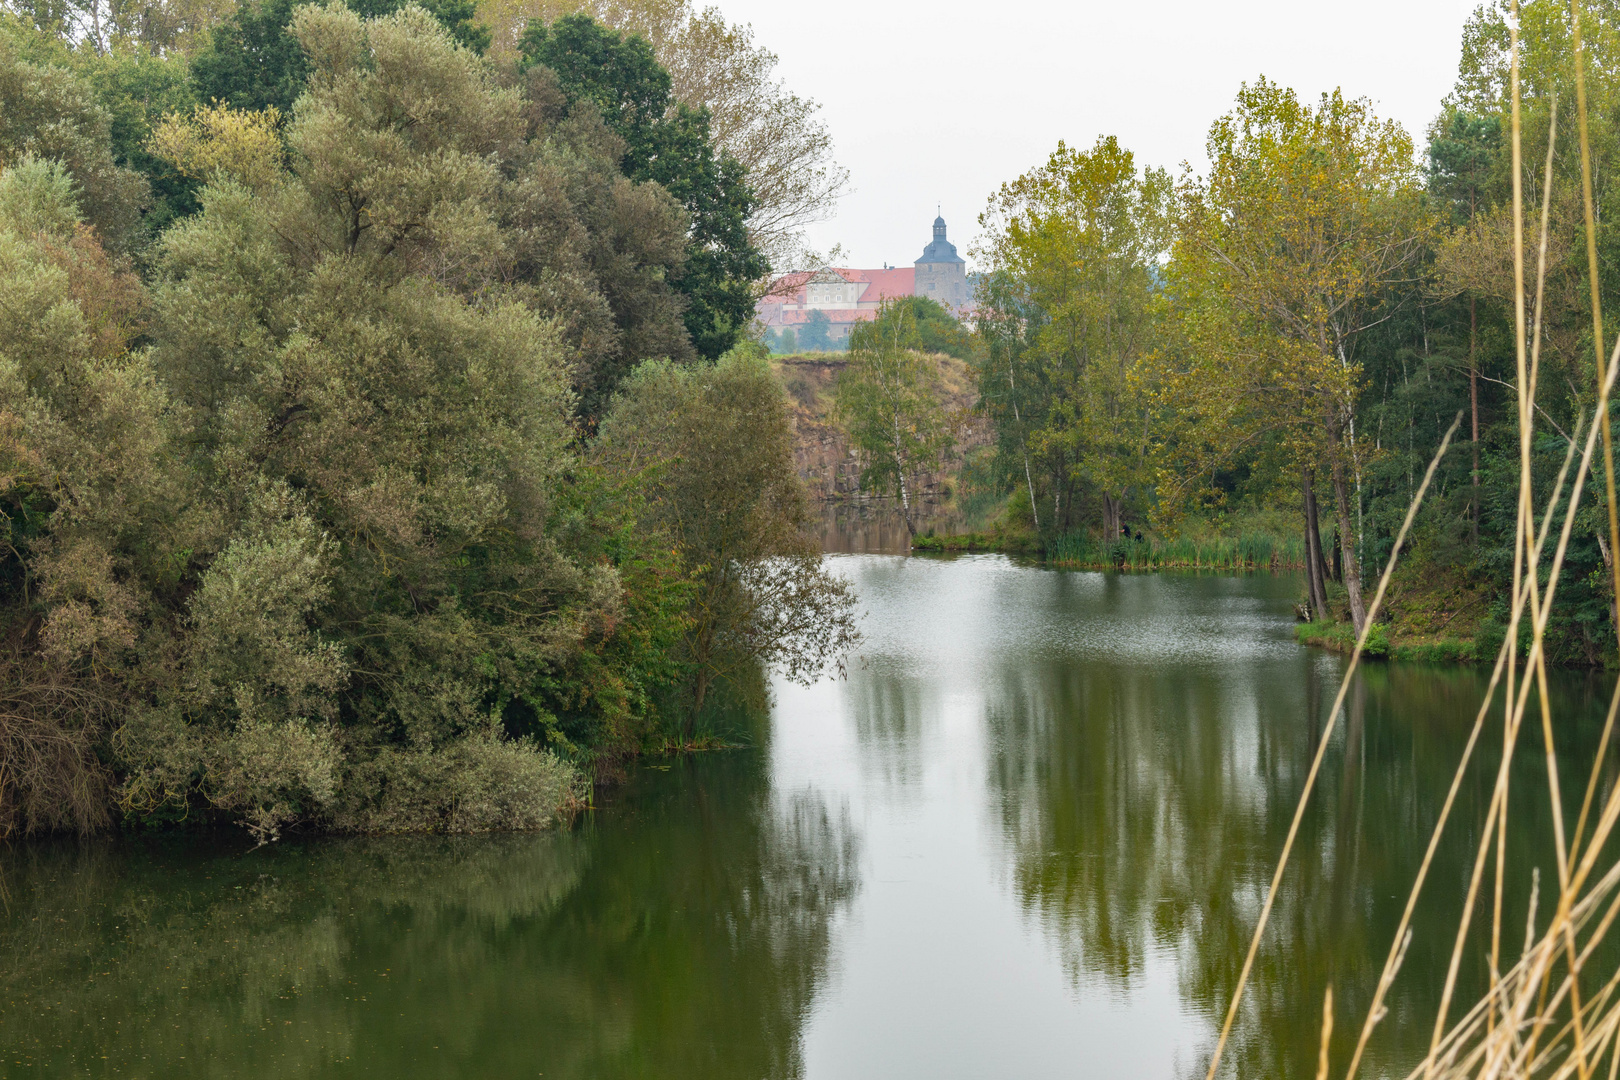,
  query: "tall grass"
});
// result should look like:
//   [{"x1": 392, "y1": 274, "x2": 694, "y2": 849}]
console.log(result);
[
  {"x1": 1205, "y1": 7, "x2": 1620, "y2": 1079},
  {"x1": 1044, "y1": 530, "x2": 1305, "y2": 571}
]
